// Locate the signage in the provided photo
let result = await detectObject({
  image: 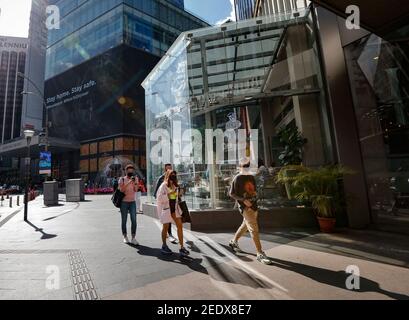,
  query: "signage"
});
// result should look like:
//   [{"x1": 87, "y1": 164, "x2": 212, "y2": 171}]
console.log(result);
[
  {"x1": 226, "y1": 112, "x2": 242, "y2": 130},
  {"x1": 0, "y1": 37, "x2": 28, "y2": 50},
  {"x1": 45, "y1": 79, "x2": 97, "y2": 109},
  {"x1": 39, "y1": 151, "x2": 52, "y2": 175}
]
